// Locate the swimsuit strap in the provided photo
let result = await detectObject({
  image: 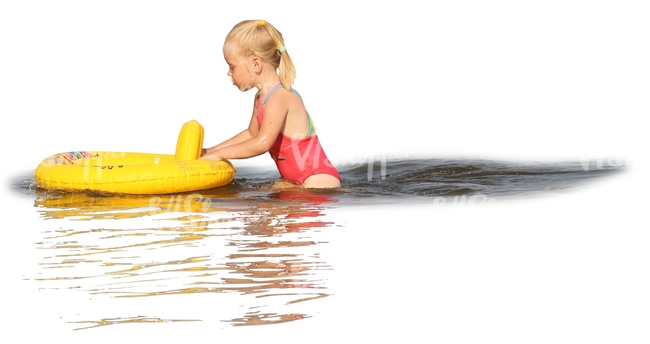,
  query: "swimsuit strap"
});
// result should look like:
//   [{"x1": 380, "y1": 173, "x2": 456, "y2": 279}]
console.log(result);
[
  {"x1": 262, "y1": 83, "x2": 315, "y2": 136},
  {"x1": 263, "y1": 82, "x2": 284, "y2": 104}
]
